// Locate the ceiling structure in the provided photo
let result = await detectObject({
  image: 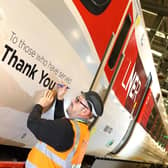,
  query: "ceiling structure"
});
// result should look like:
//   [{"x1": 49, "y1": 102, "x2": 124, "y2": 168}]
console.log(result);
[{"x1": 140, "y1": 0, "x2": 168, "y2": 114}]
